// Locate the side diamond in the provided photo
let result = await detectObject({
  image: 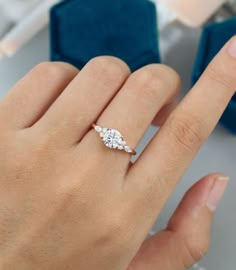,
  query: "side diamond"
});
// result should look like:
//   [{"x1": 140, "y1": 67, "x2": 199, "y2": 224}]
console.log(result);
[
  {"x1": 95, "y1": 126, "x2": 102, "y2": 133},
  {"x1": 124, "y1": 146, "x2": 132, "y2": 153}
]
